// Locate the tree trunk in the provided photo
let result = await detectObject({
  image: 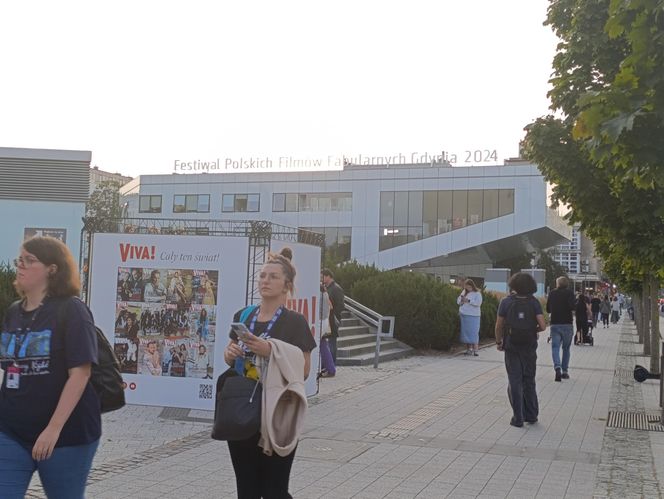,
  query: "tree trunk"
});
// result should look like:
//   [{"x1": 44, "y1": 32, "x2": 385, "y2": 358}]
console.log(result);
[
  {"x1": 650, "y1": 274, "x2": 661, "y2": 374},
  {"x1": 634, "y1": 293, "x2": 643, "y2": 343},
  {"x1": 643, "y1": 282, "x2": 651, "y2": 356}
]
